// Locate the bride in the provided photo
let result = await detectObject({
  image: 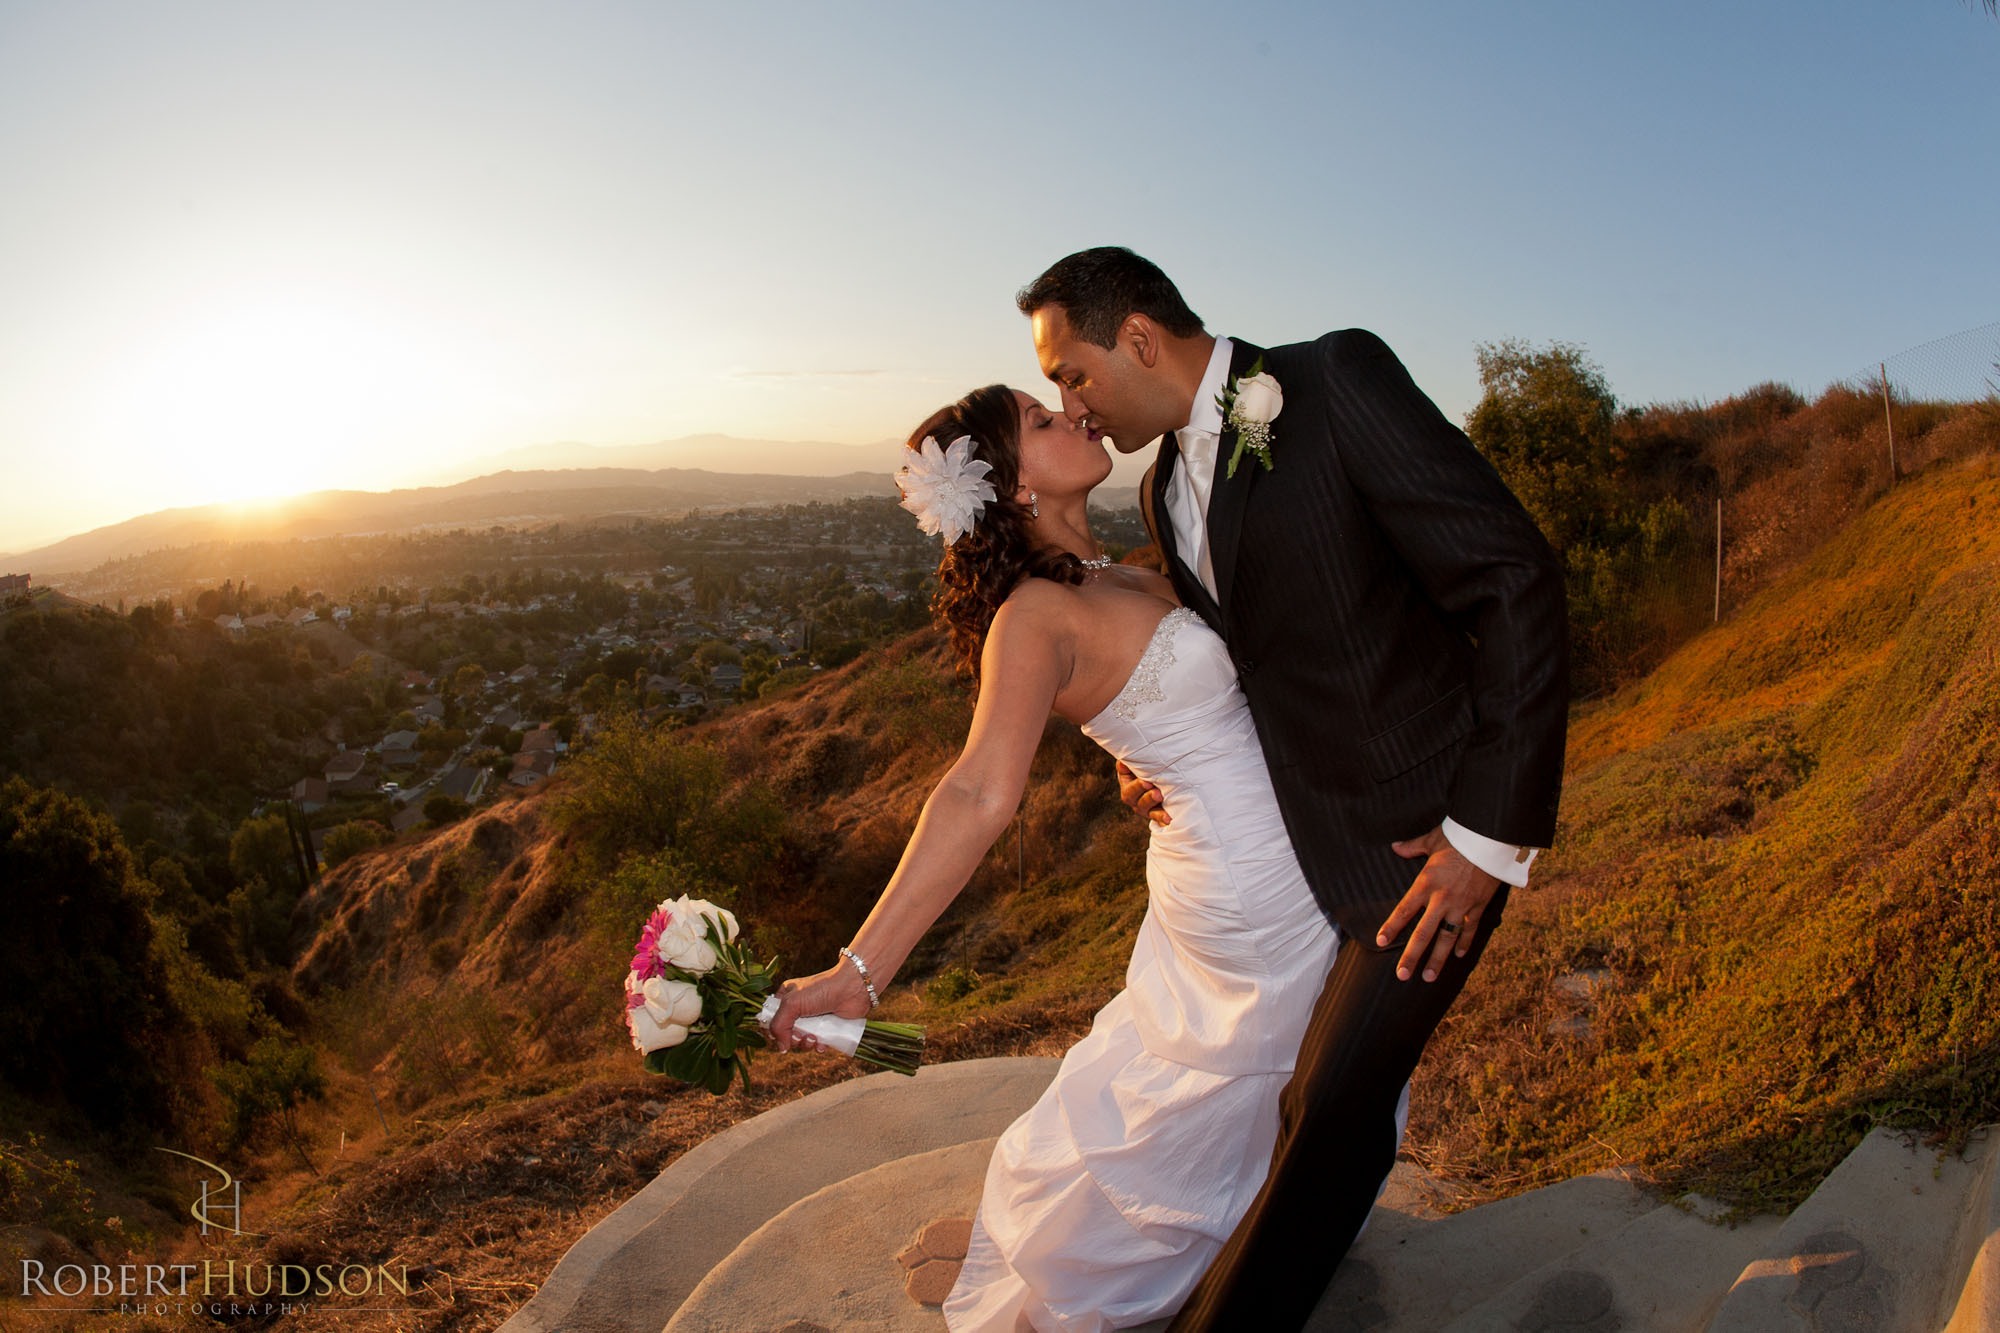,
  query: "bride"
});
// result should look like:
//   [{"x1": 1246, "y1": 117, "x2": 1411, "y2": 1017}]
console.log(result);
[{"x1": 768, "y1": 384, "x2": 1394, "y2": 1330}]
